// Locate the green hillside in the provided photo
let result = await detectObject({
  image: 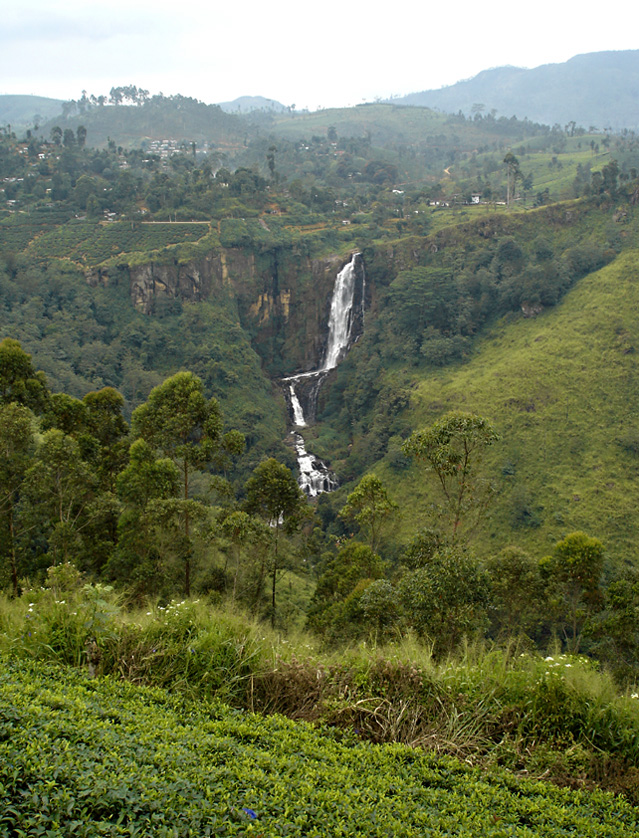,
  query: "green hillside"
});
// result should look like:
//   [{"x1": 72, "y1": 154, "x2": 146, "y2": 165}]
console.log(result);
[
  {"x1": 0, "y1": 94, "x2": 63, "y2": 131},
  {"x1": 37, "y1": 93, "x2": 251, "y2": 150},
  {"x1": 374, "y1": 250, "x2": 639, "y2": 563},
  {"x1": 16, "y1": 219, "x2": 210, "y2": 265}
]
